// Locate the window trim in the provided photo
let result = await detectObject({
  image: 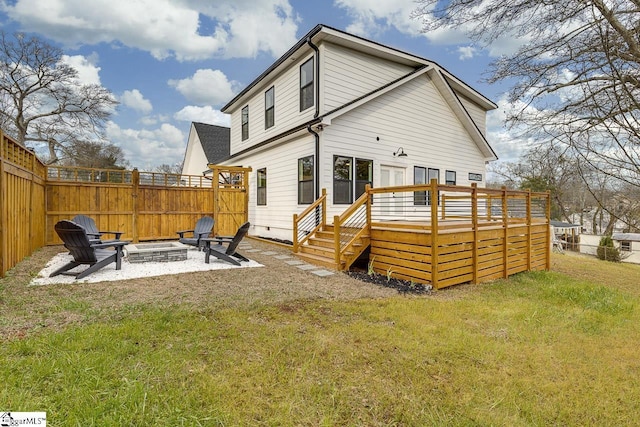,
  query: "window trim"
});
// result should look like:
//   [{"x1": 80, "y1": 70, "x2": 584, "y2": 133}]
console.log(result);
[
  {"x1": 256, "y1": 168, "x2": 266, "y2": 206},
  {"x1": 355, "y1": 158, "x2": 373, "y2": 200},
  {"x1": 241, "y1": 105, "x2": 249, "y2": 141},
  {"x1": 333, "y1": 155, "x2": 352, "y2": 205},
  {"x1": 414, "y1": 166, "x2": 427, "y2": 206},
  {"x1": 300, "y1": 57, "x2": 314, "y2": 111},
  {"x1": 298, "y1": 155, "x2": 314, "y2": 205},
  {"x1": 265, "y1": 86, "x2": 274, "y2": 129},
  {"x1": 445, "y1": 170, "x2": 456, "y2": 186}
]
